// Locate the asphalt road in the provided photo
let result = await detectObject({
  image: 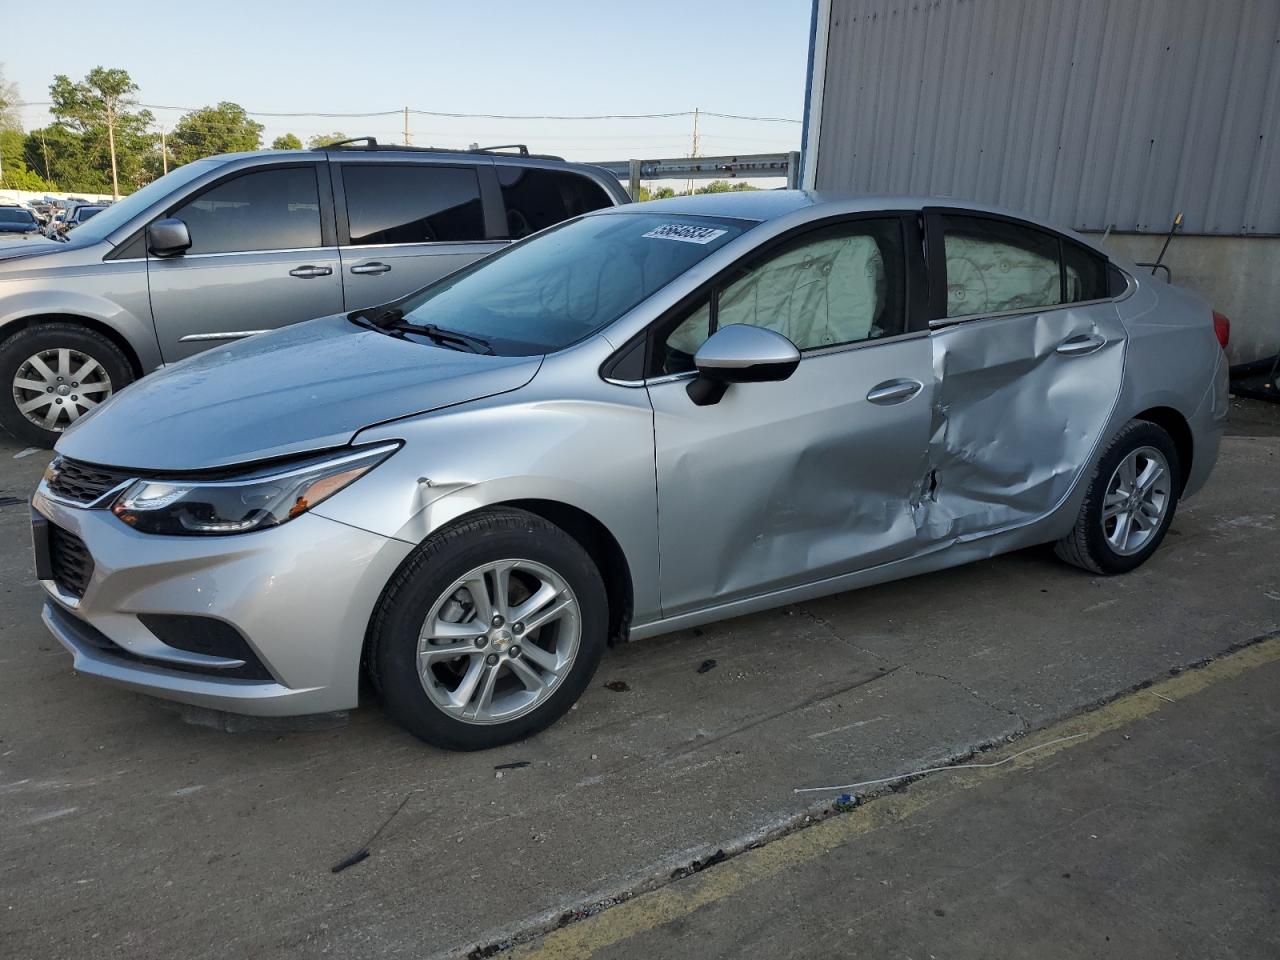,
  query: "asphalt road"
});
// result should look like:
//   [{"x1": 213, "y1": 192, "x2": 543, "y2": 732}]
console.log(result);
[{"x1": 1, "y1": 403, "x2": 1277, "y2": 959}]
